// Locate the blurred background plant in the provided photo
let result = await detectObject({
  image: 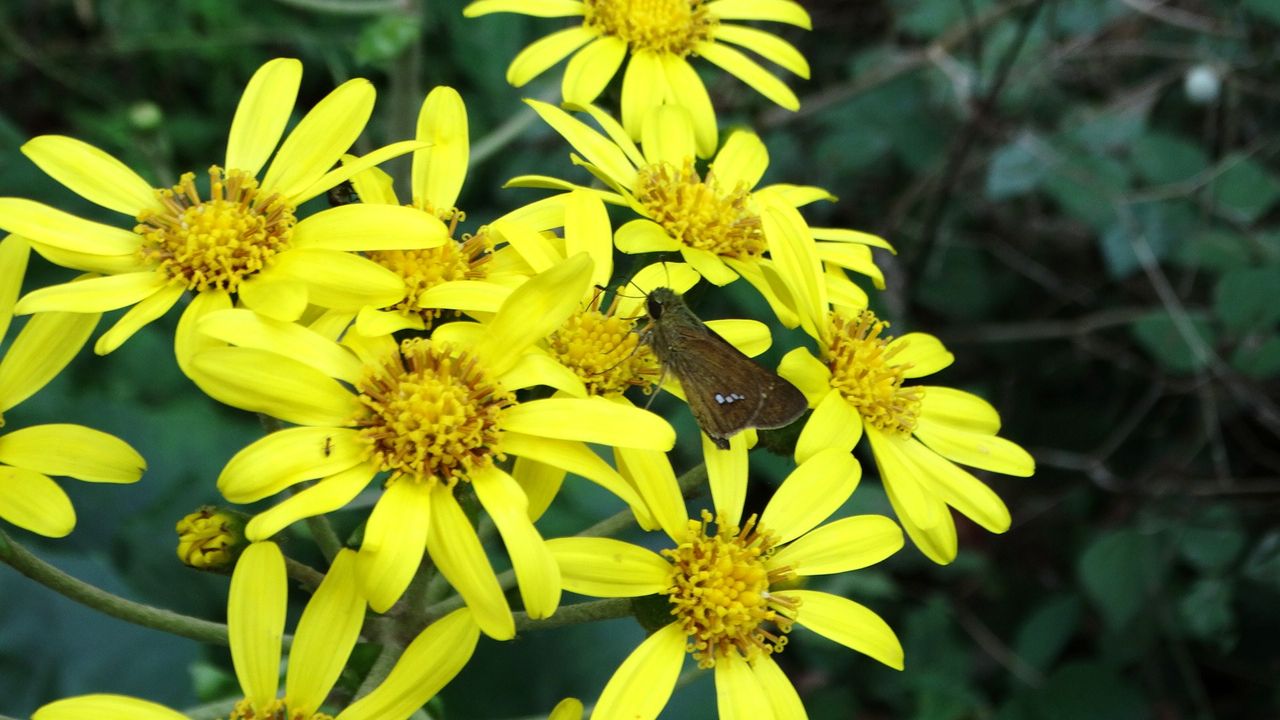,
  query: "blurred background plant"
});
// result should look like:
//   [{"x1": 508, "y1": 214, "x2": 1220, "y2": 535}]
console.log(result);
[{"x1": 1, "y1": 0, "x2": 1278, "y2": 718}]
